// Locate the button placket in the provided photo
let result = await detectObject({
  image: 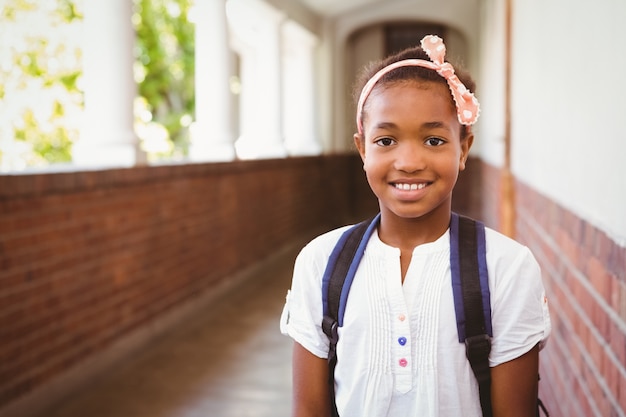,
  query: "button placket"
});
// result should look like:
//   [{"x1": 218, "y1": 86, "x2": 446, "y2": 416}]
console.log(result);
[
  {"x1": 384, "y1": 249, "x2": 412, "y2": 393},
  {"x1": 397, "y1": 313, "x2": 408, "y2": 362},
  {"x1": 394, "y1": 309, "x2": 411, "y2": 389},
  {"x1": 397, "y1": 331, "x2": 409, "y2": 368}
]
